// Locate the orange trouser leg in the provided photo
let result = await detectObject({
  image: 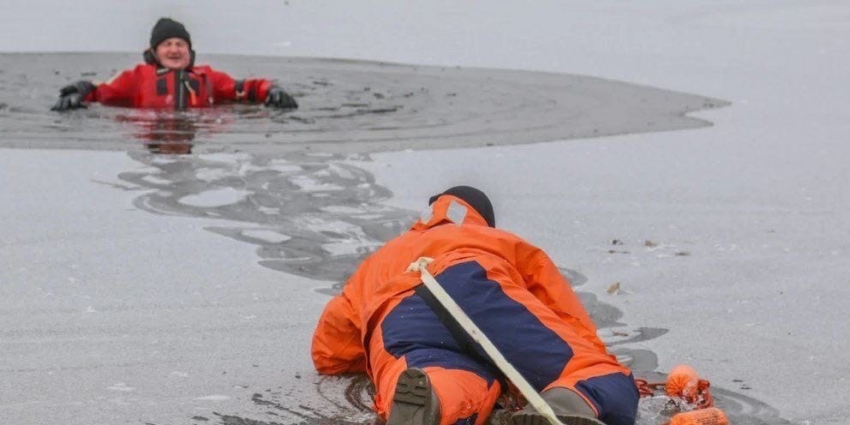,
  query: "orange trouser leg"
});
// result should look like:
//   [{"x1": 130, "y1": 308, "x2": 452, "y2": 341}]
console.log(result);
[
  {"x1": 369, "y1": 291, "x2": 503, "y2": 424},
  {"x1": 373, "y1": 356, "x2": 502, "y2": 425},
  {"x1": 428, "y1": 260, "x2": 637, "y2": 423},
  {"x1": 425, "y1": 366, "x2": 502, "y2": 425}
]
